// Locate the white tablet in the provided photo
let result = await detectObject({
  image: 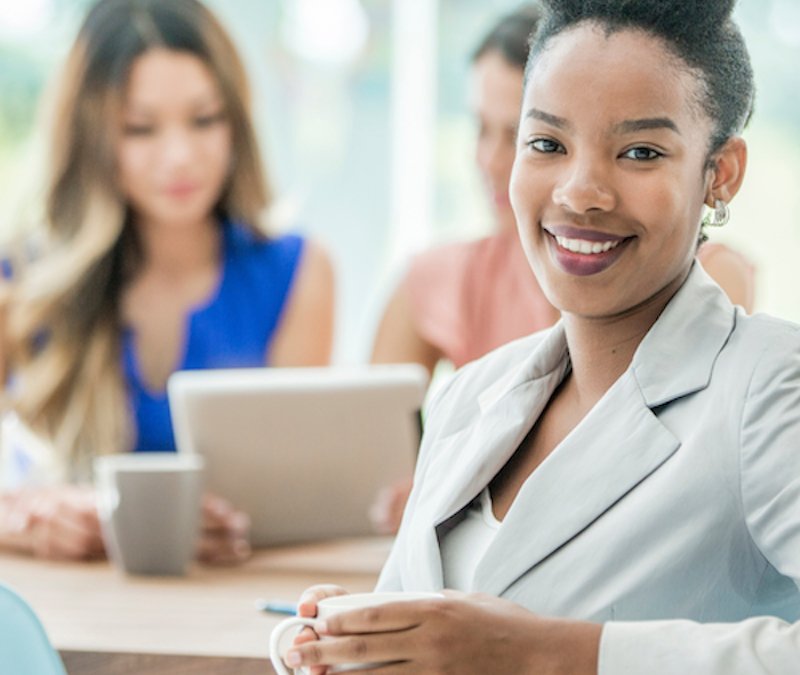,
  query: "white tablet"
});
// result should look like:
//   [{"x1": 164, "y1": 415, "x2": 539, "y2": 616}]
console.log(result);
[{"x1": 167, "y1": 364, "x2": 428, "y2": 547}]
